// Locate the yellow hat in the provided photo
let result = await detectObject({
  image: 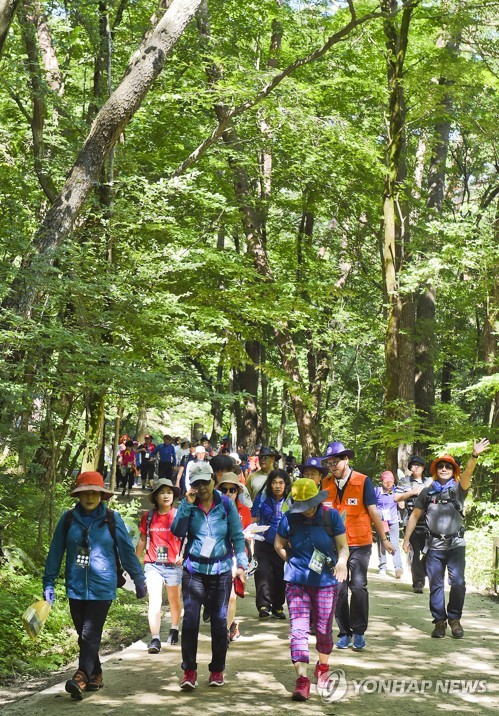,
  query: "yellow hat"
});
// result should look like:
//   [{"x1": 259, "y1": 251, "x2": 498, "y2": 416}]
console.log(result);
[{"x1": 289, "y1": 478, "x2": 329, "y2": 513}]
